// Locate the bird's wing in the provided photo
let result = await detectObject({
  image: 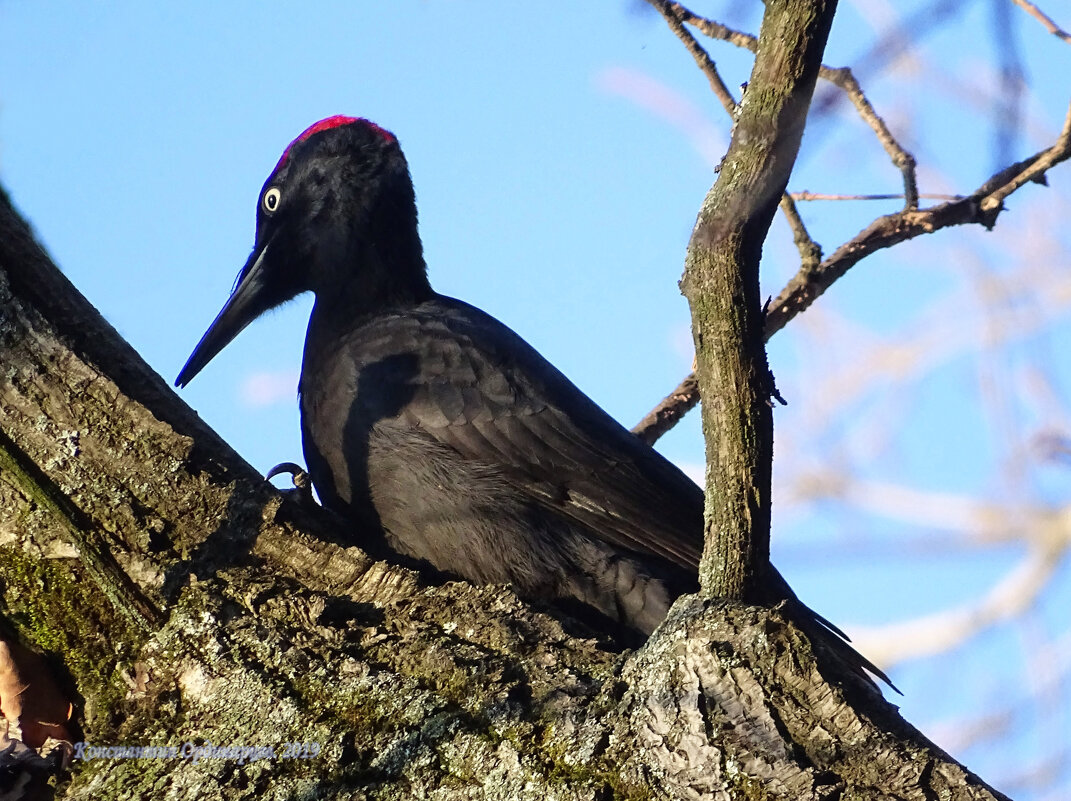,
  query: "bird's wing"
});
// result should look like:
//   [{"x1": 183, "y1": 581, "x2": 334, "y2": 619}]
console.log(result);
[
  {"x1": 359, "y1": 297, "x2": 705, "y2": 571},
  {"x1": 338, "y1": 299, "x2": 898, "y2": 691}
]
